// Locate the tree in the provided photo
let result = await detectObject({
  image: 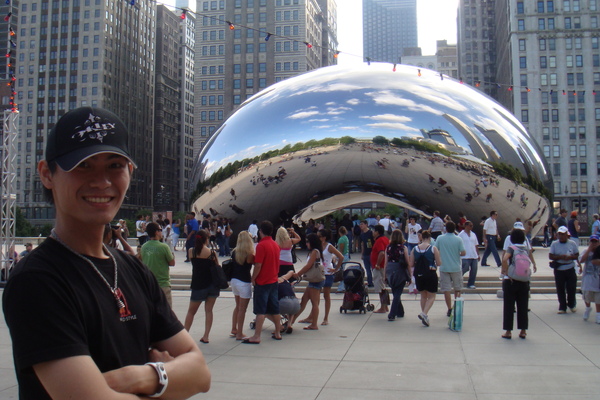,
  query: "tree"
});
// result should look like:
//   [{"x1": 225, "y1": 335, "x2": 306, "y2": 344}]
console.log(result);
[
  {"x1": 339, "y1": 136, "x2": 356, "y2": 145},
  {"x1": 15, "y1": 207, "x2": 34, "y2": 237},
  {"x1": 372, "y1": 135, "x2": 389, "y2": 145}
]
